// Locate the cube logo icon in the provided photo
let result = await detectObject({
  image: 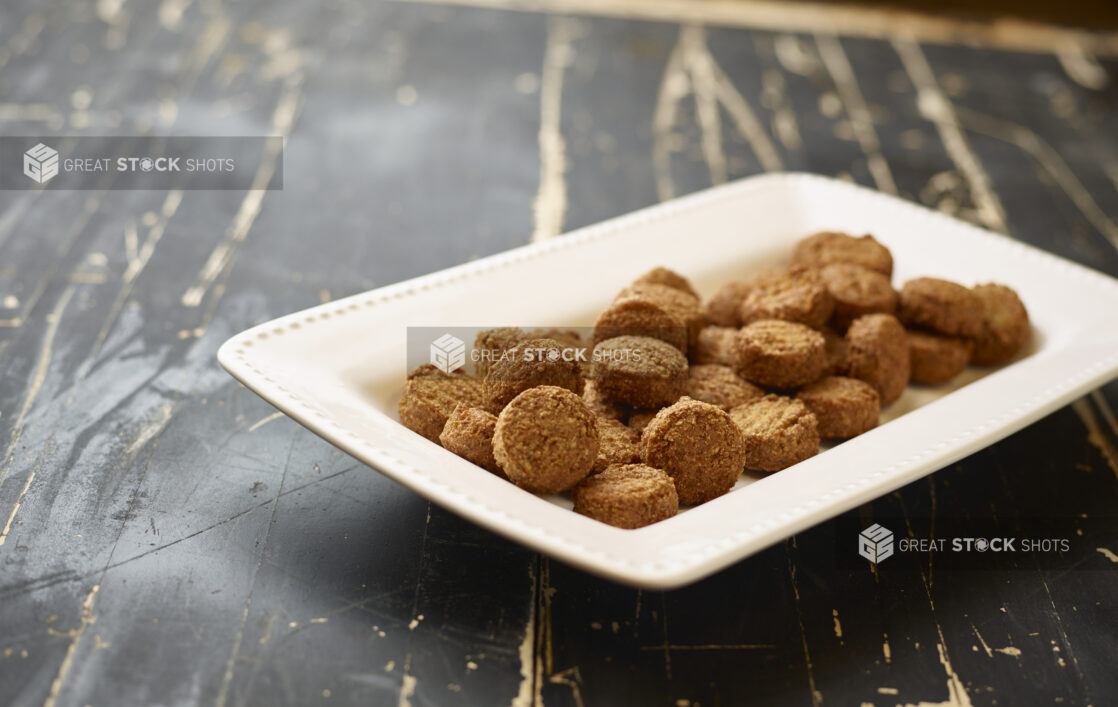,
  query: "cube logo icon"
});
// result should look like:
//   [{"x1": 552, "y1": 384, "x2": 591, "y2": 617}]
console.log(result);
[
  {"x1": 858, "y1": 524, "x2": 894, "y2": 564},
  {"x1": 24, "y1": 143, "x2": 59, "y2": 184},
  {"x1": 430, "y1": 333, "x2": 466, "y2": 374}
]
